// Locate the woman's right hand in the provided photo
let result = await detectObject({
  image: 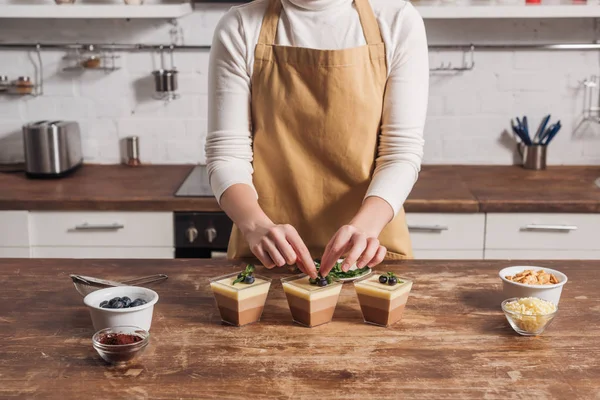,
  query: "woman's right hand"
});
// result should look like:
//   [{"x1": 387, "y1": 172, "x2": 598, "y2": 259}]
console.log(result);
[{"x1": 245, "y1": 223, "x2": 318, "y2": 279}]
